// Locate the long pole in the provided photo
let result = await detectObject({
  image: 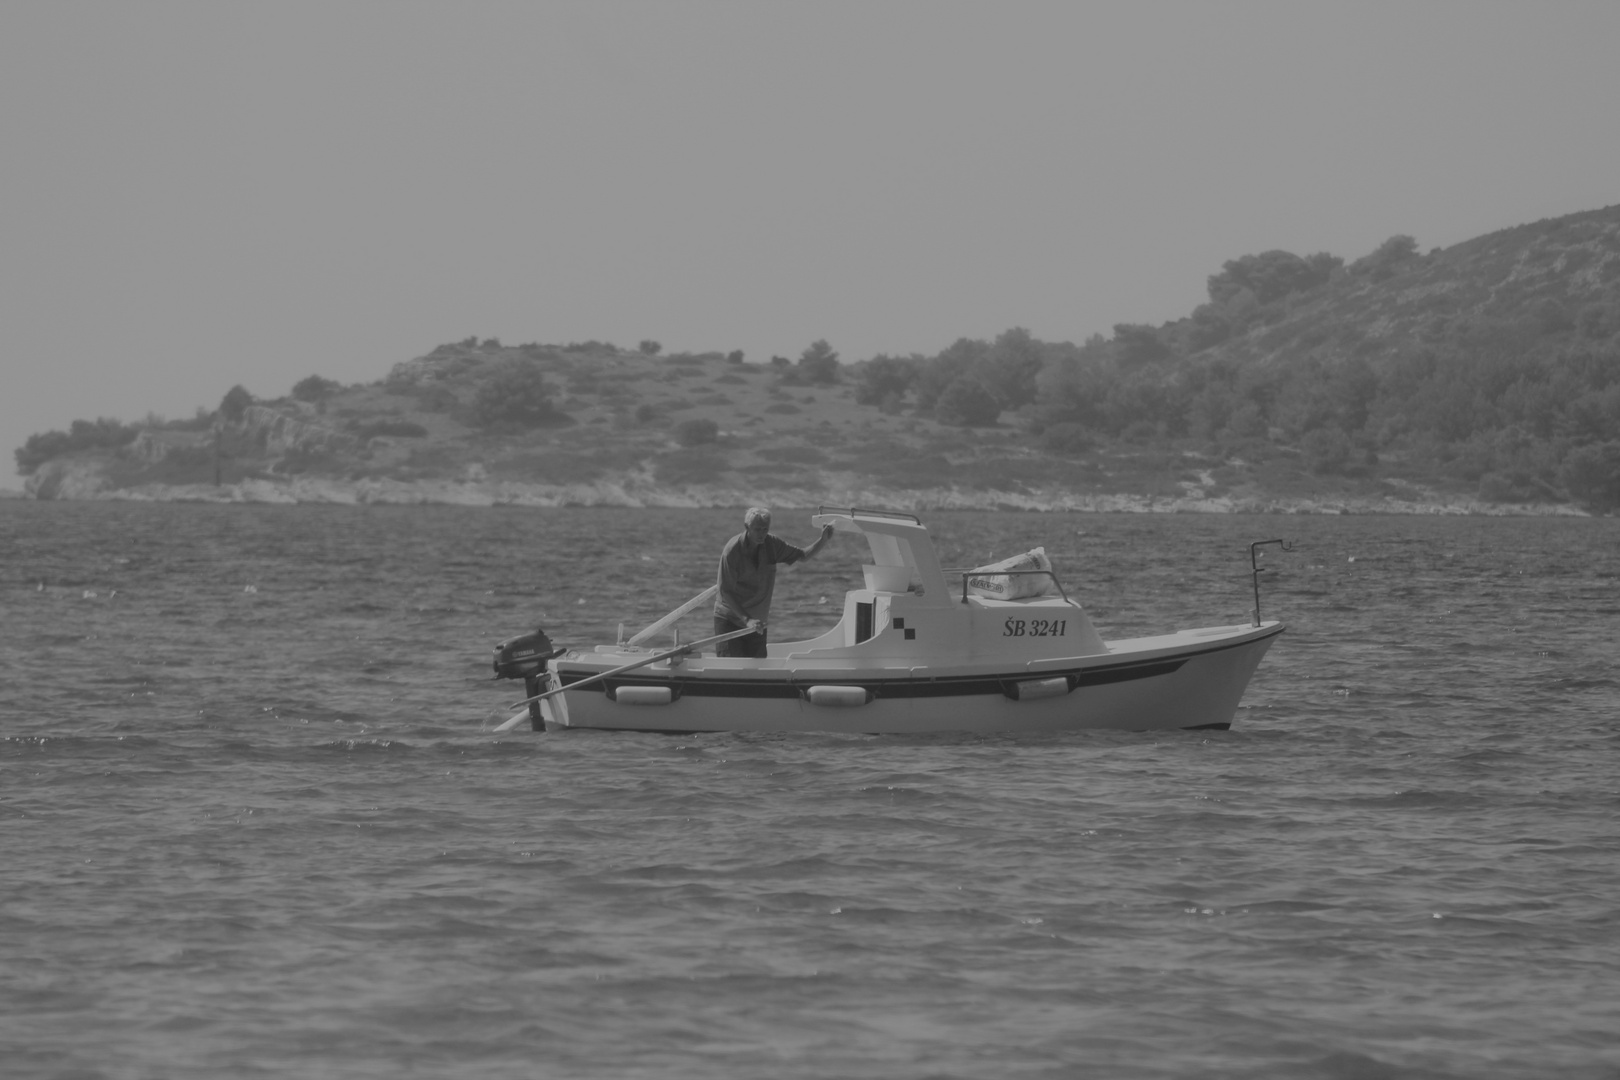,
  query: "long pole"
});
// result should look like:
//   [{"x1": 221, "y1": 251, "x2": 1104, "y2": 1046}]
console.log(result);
[
  {"x1": 626, "y1": 585, "x2": 717, "y2": 646},
  {"x1": 492, "y1": 625, "x2": 756, "y2": 732}
]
